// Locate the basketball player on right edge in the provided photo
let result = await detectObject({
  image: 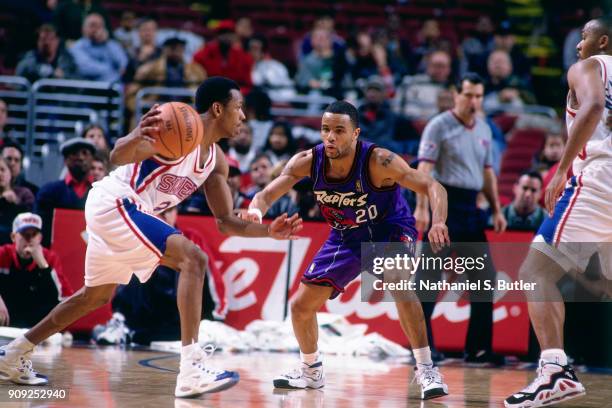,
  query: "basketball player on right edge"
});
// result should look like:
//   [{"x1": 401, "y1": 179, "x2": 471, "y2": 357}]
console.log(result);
[
  {"x1": 0, "y1": 77, "x2": 302, "y2": 398},
  {"x1": 505, "y1": 17, "x2": 612, "y2": 408},
  {"x1": 247, "y1": 101, "x2": 451, "y2": 400}
]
